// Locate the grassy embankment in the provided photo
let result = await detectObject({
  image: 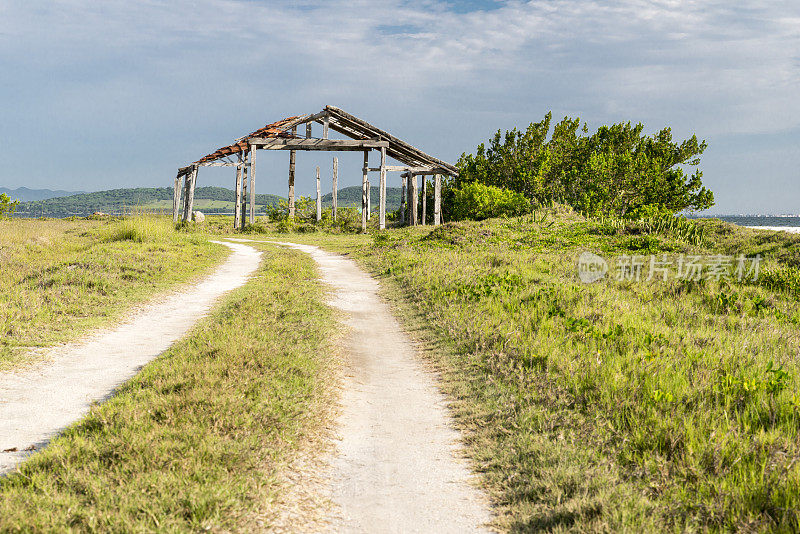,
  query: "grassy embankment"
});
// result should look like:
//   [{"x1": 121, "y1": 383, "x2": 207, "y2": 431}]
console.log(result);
[
  {"x1": 0, "y1": 241, "x2": 338, "y2": 531},
  {"x1": 0, "y1": 217, "x2": 226, "y2": 369},
  {"x1": 283, "y1": 211, "x2": 800, "y2": 532}
]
